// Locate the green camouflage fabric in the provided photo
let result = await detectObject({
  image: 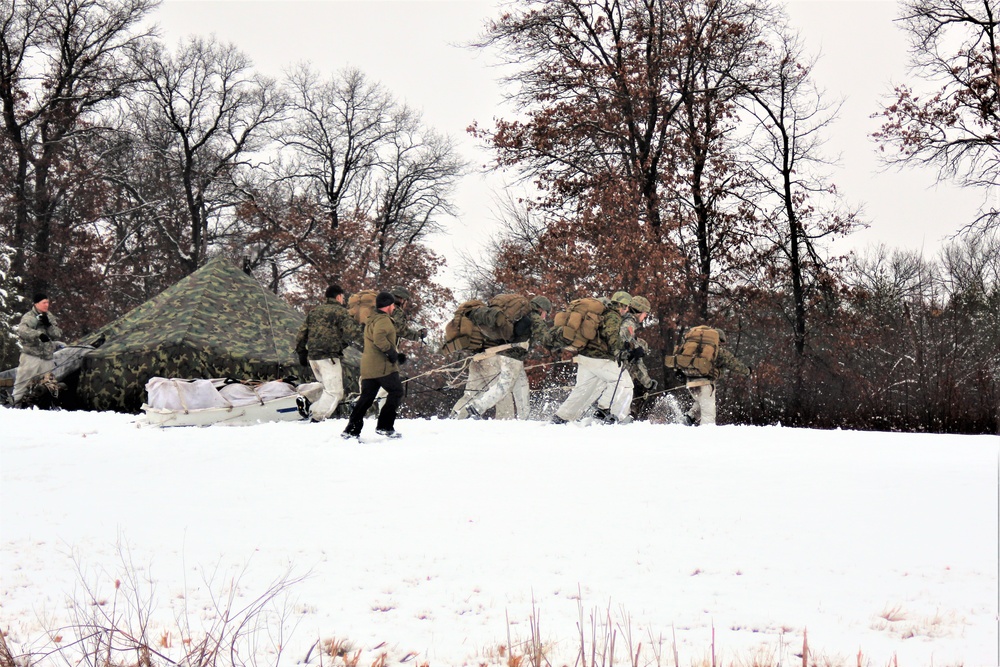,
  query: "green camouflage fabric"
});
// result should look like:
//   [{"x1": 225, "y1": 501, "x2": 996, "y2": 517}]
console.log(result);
[
  {"x1": 390, "y1": 307, "x2": 424, "y2": 342},
  {"x1": 581, "y1": 309, "x2": 624, "y2": 360},
  {"x1": 705, "y1": 346, "x2": 750, "y2": 382},
  {"x1": 500, "y1": 310, "x2": 550, "y2": 360},
  {"x1": 75, "y1": 257, "x2": 304, "y2": 412},
  {"x1": 17, "y1": 307, "x2": 63, "y2": 360},
  {"x1": 620, "y1": 312, "x2": 653, "y2": 388},
  {"x1": 295, "y1": 299, "x2": 363, "y2": 360}
]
